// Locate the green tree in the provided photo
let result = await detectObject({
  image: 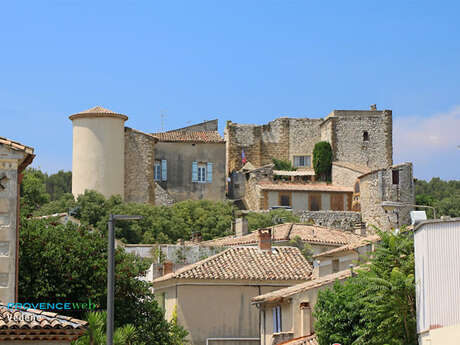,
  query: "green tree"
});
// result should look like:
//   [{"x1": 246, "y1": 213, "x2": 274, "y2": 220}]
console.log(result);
[
  {"x1": 18, "y1": 218, "x2": 179, "y2": 344},
  {"x1": 46, "y1": 170, "x2": 72, "y2": 201},
  {"x1": 272, "y1": 158, "x2": 296, "y2": 171},
  {"x1": 314, "y1": 228, "x2": 417, "y2": 345},
  {"x1": 245, "y1": 209, "x2": 299, "y2": 232},
  {"x1": 20, "y1": 168, "x2": 50, "y2": 216},
  {"x1": 312, "y1": 141, "x2": 332, "y2": 181},
  {"x1": 415, "y1": 177, "x2": 460, "y2": 218},
  {"x1": 169, "y1": 305, "x2": 189, "y2": 345},
  {"x1": 73, "y1": 311, "x2": 138, "y2": 345},
  {"x1": 288, "y1": 235, "x2": 314, "y2": 262}
]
